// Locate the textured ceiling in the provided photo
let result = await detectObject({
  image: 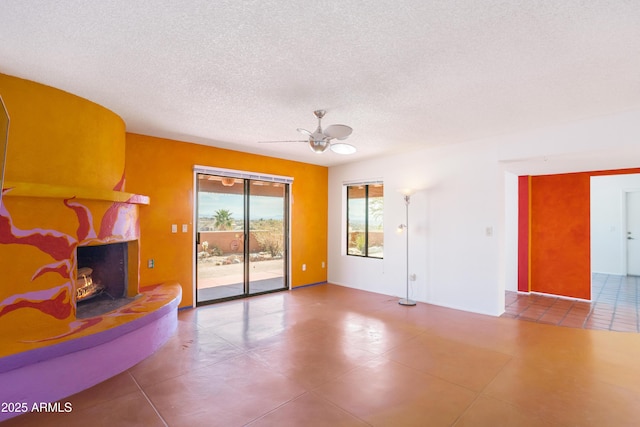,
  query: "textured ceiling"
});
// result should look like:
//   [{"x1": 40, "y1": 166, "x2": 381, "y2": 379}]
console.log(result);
[{"x1": 1, "y1": 1, "x2": 639, "y2": 167}]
